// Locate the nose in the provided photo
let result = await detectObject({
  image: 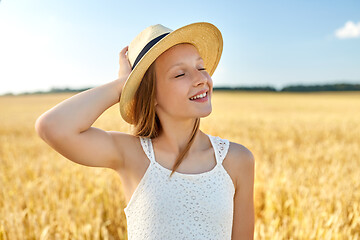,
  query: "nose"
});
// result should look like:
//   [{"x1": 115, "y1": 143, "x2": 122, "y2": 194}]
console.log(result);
[{"x1": 192, "y1": 68, "x2": 209, "y2": 86}]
